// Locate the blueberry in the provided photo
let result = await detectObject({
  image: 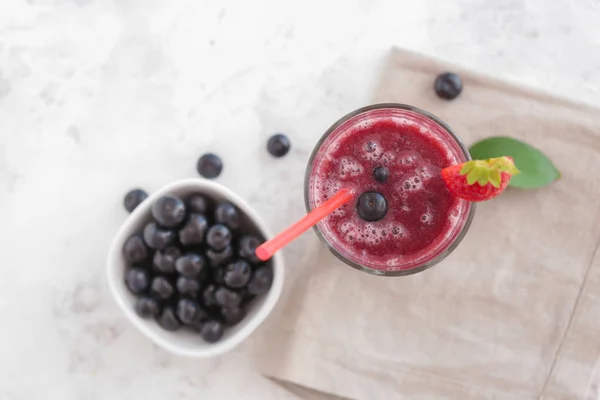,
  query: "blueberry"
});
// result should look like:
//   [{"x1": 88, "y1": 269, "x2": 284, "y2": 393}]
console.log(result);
[
  {"x1": 197, "y1": 153, "x2": 223, "y2": 179},
  {"x1": 123, "y1": 189, "x2": 148, "y2": 213},
  {"x1": 150, "y1": 276, "x2": 174, "y2": 300},
  {"x1": 200, "y1": 320, "x2": 225, "y2": 343},
  {"x1": 156, "y1": 306, "x2": 181, "y2": 331},
  {"x1": 175, "y1": 253, "x2": 205, "y2": 278},
  {"x1": 176, "y1": 276, "x2": 201, "y2": 297},
  {"x1": 153, "y1": 246, "x2": 181, "y2": 274},
  {"x1": 373, "y1": 166, "x2": 389, "y2": 183},
  {"x1": 215, "y1": 287, "x2": 242, "y2": 308},
  {"x1": 135, "y1": 296, "x2": 160, "y2": 318},
  {"x1": 123, "y1": 234, "x2": 149, "y2": 264},
  {"x1": 240, "y1": 287, "x2": 255, "y2": 305},
  {"x1": 178, "y1": 213, "x2": 208, "y2": 246},
  {"x1": 214, "y1": 202, "x2": 241, "y2": 230},
  {"x1": 151, "y1": 195, "x2": 186, "y2": 228},
  {"x1": 224, "y1": 260, "x2": 251, "y2": 288},
  {"x1": 206, "y1": 224, "x2": 232, "y2": 251},
  {"x1": 221, "y1": 306, "x2": 246, "y2": 326},
  {"x1": 207, "y1": 245, "x2": 234, "y2": 267},
  {"x1": 143, "y1": 222, "x2": 176, "y2": 250},
  {"x1": 125, "y1": 267, "x2": 150, "y2": 295},
  {"x1": 356, "y1": 192, "x2": 387, "y2": 222},
  {"x1": 192, "y1": 305, "x2": 208, "y2": 324},
  {"x1": 267, "y1": 133, "x2": 291, "y2": 157},
  {"x1": 176, "y1": 298, "x2": 202, "y2": 324},
  {"x1": 434, "y1": 72, "x2": 463, "y2": 100},
  {"x1": 247, "y1": 266, "x2": 273, "y2": 296},
  {"x1": 364, "y1": 141, "x2": 377, "y2": 153},
  {"x1": 187, "y1": 193, "x2": 212, "y2": 214},
  {"x1": 212, "y1": 267, "x2": 226, "y2": 285},
  {"x1": 198, "y1": 264, "x2": 211, "y2": 283},
  {"x1": 239, "y1": 235, "x2": 261, "y2": 264},
  {"x1": 202, "y1": 284, "x2": 219, "y2": 307}
]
